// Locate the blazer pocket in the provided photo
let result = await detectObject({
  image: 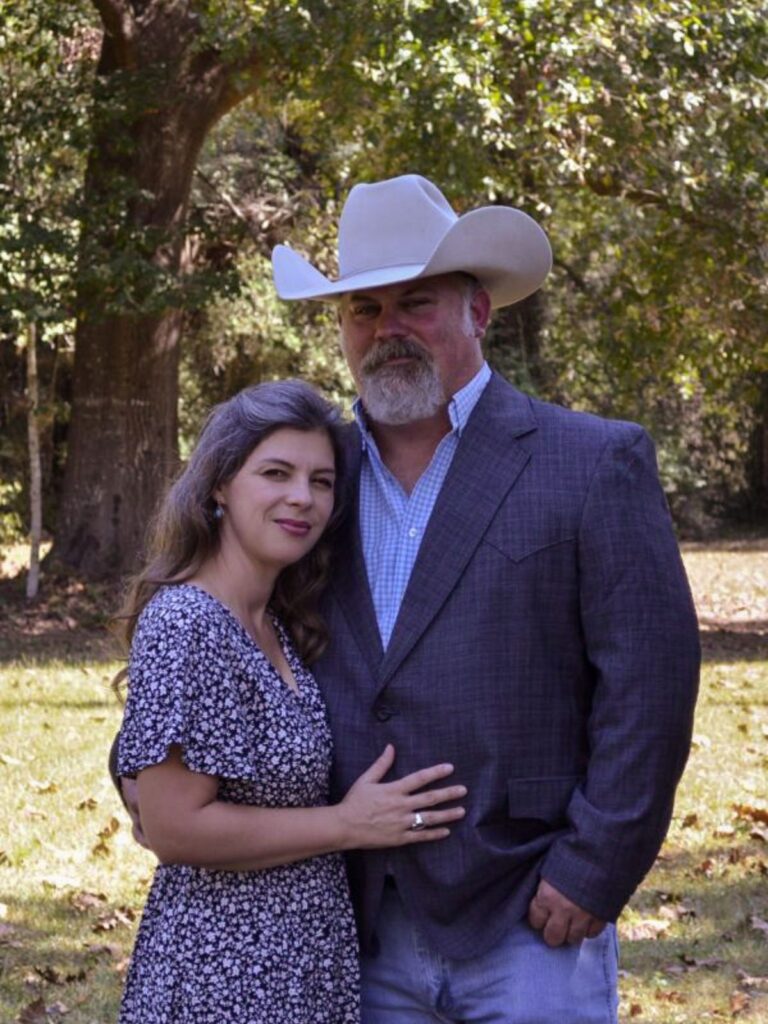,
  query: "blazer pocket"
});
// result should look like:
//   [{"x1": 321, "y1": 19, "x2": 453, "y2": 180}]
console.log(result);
[
  {"x1": 507, "y1": 775, "x2": 584, "y2": 825},
  {"x1": 482, "y1": 534, "x2": 575, "y2": 565}
]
